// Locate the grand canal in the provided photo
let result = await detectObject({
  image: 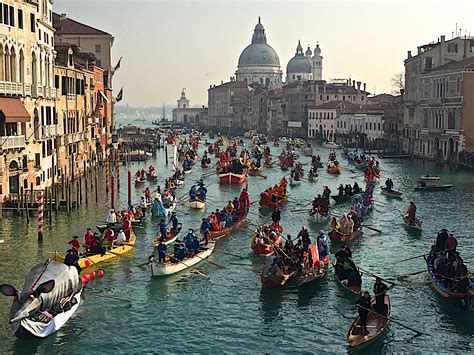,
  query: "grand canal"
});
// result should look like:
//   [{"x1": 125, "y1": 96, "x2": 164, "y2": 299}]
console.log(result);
[{"x1": 0, "y1": 135, "x2": 473, "y2": 353}]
